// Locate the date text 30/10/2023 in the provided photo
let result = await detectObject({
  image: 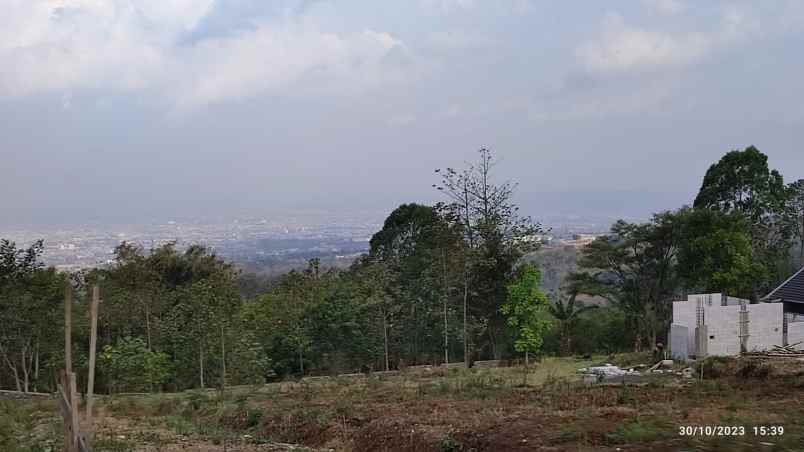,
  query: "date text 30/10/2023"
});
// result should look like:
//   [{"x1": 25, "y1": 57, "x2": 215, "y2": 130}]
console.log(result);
[{"x1": 678, "y1": 426, "x2": 784, "y2": 436}]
